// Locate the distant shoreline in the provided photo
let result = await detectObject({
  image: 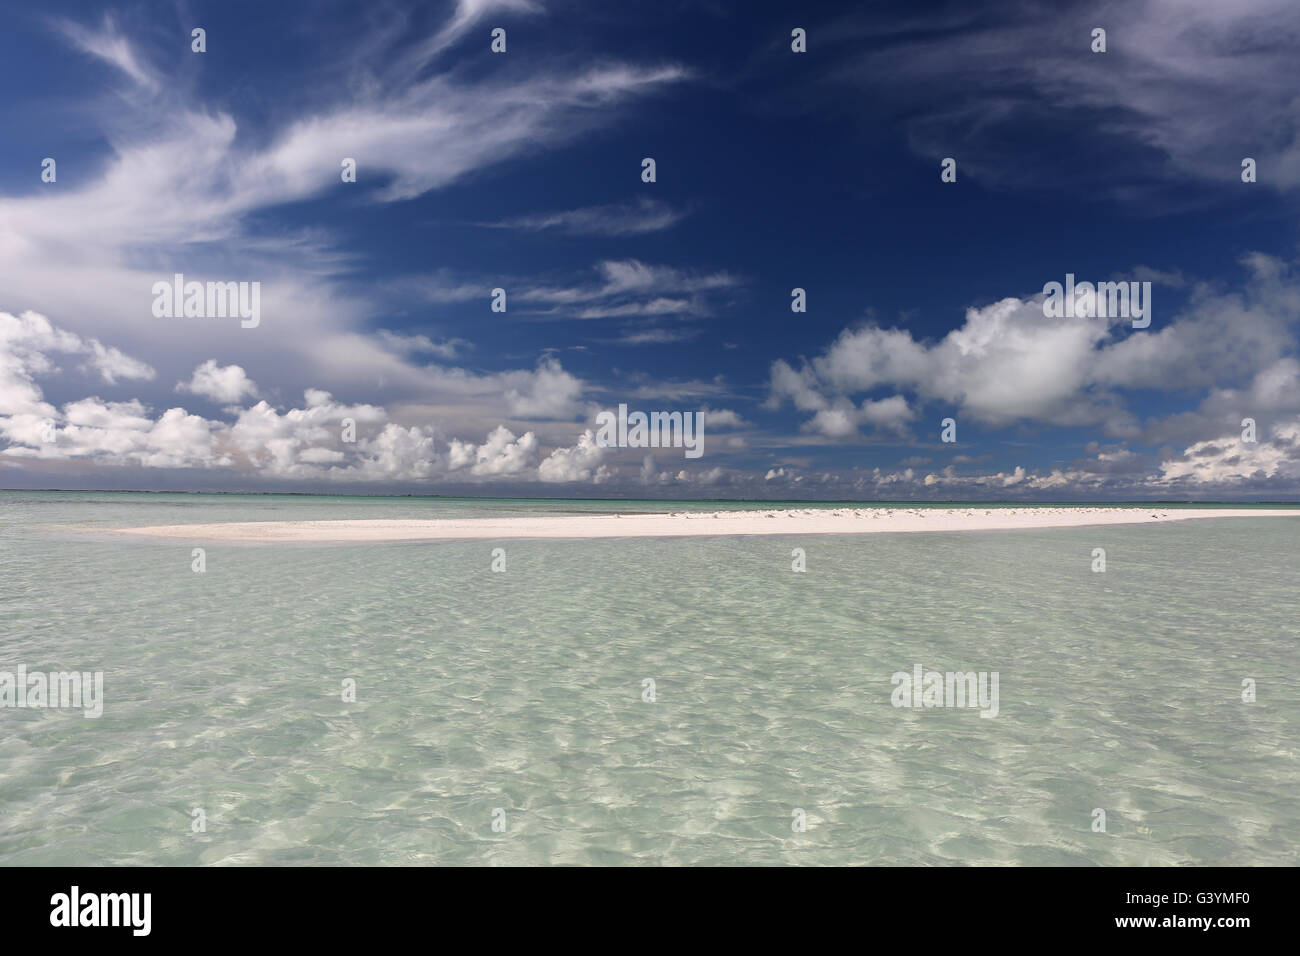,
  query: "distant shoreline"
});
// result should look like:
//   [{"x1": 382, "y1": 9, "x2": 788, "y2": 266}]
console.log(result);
[
  {"x1": 8, "y1": 488, "x2": 1300, "y2": 506},
  {"x1": 114, "y1": 506, "x2": 1300, "y2": 542}
]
